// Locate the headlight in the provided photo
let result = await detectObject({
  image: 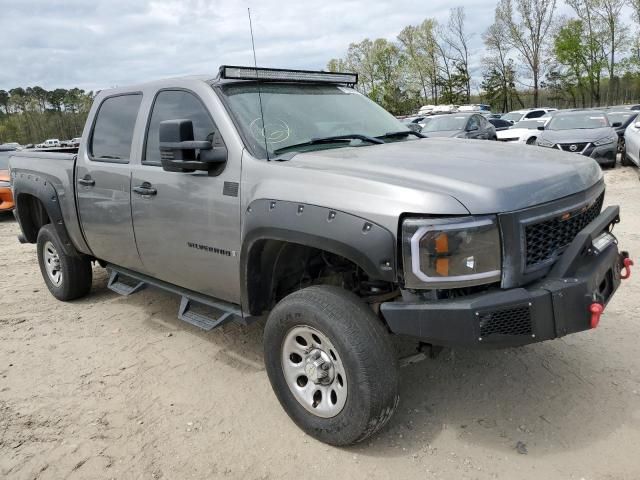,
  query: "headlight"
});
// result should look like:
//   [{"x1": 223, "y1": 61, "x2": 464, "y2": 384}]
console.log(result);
[
  {"x1": 537, "y1": 138, "x2": 555, "y2": 148},
  {"x1": 402, "y1": 216, "x2": 502, "y2": 289},
  {"x1": 593, "y1": 136, "x2": 616, "y2": 146}
]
